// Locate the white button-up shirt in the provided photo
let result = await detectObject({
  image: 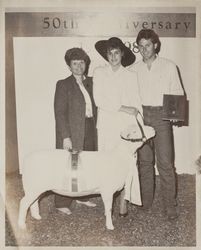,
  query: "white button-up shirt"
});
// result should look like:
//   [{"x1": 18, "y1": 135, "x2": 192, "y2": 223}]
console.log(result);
[
  {"x1": 75, "y1": 75, "x2": 93, "y2": 118},
  {"x1": 129, "y1": 57, "x2": 184, "y2": 106}
]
